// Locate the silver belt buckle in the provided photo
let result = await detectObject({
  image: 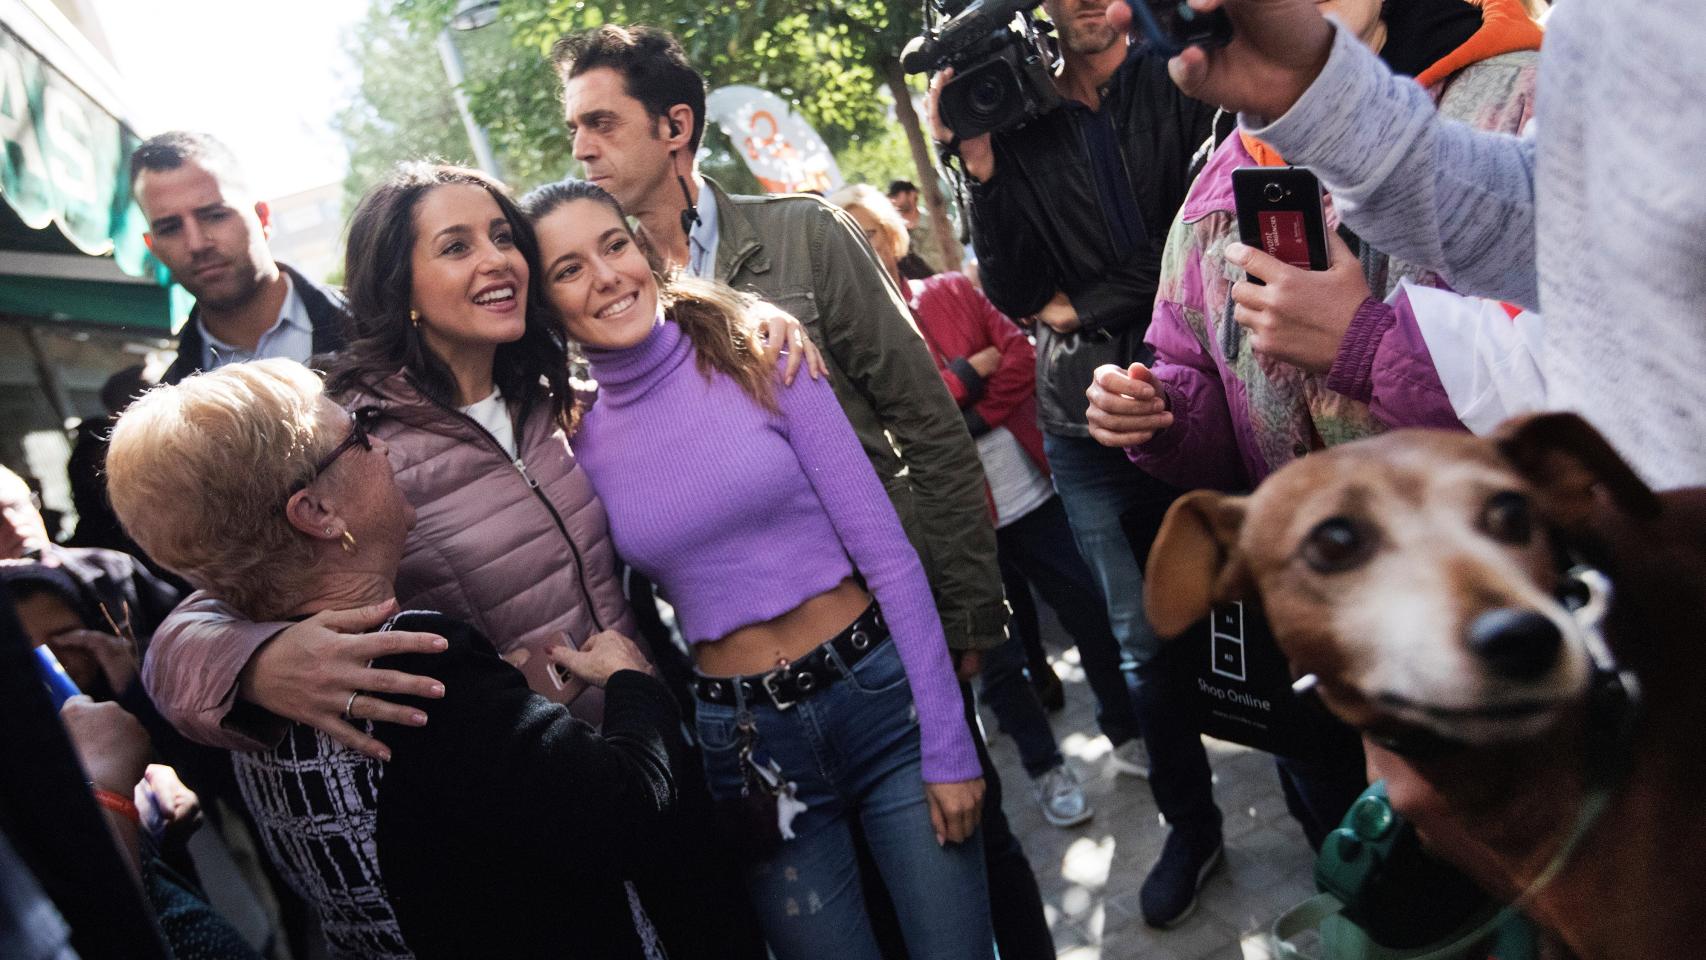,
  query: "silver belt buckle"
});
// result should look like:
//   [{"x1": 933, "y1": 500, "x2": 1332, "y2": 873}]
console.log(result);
[{"x1": 761, "y1": 669, "x2": 795, "y2": 710}]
